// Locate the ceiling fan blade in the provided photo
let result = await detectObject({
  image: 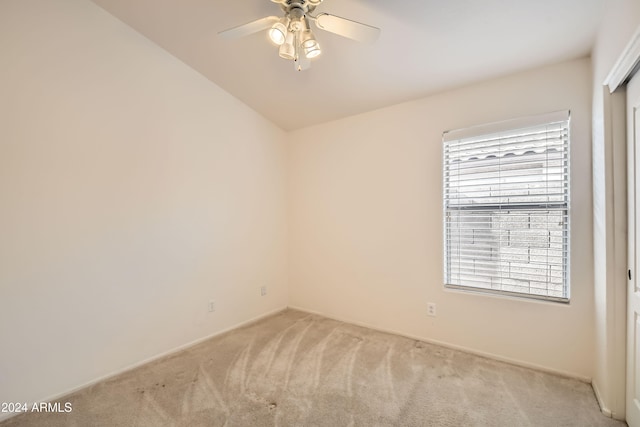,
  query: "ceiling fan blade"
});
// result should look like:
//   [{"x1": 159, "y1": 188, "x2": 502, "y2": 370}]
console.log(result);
[
  {"x1": 314, "y1": 13, "x2": 380, "y2": 43},
  {"x1": 219, "y1": 16, "x2": 279, "y2": 39}
]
